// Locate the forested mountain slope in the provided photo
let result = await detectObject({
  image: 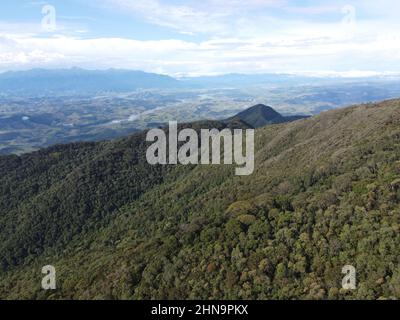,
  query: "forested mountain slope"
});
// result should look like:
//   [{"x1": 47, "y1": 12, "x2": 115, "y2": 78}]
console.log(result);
[{"x1": 0, "y1": 99, "x2": 399, "y2": 300}]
